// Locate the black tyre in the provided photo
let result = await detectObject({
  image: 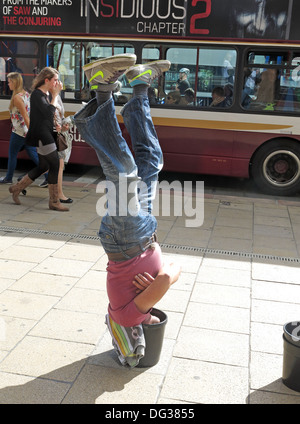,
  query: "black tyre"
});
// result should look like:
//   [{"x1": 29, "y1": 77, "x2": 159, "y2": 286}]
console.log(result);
[{"x1": 251, "y1": 139, "x2": 300, "y2": 196}]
